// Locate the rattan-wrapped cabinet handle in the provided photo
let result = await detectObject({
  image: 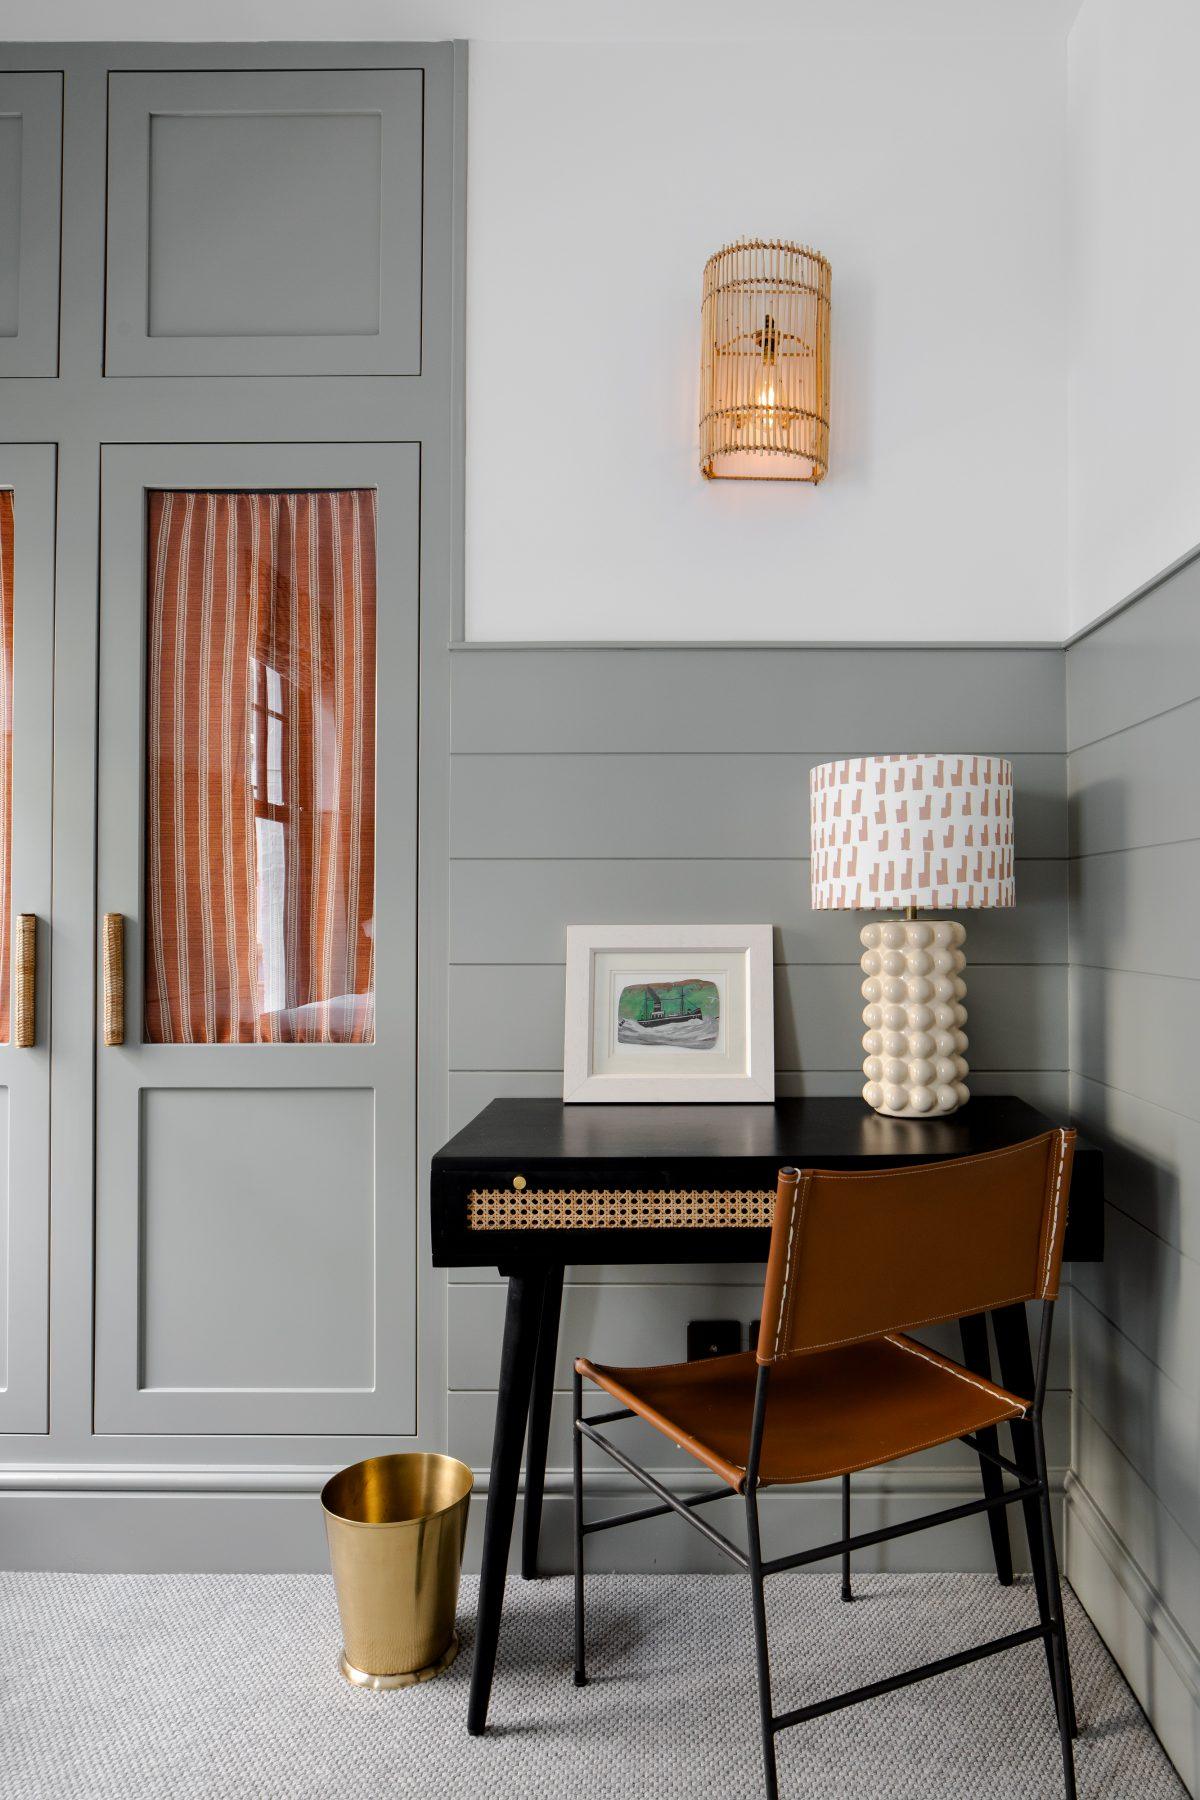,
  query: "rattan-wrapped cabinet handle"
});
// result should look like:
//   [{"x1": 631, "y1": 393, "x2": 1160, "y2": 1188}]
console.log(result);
[
  {"x1": 102, "y1": 912, "x2": 124, "y2": 1047},
  {"x1": 15, "y1": 913, "x2": 36, "y2": 1047}
]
